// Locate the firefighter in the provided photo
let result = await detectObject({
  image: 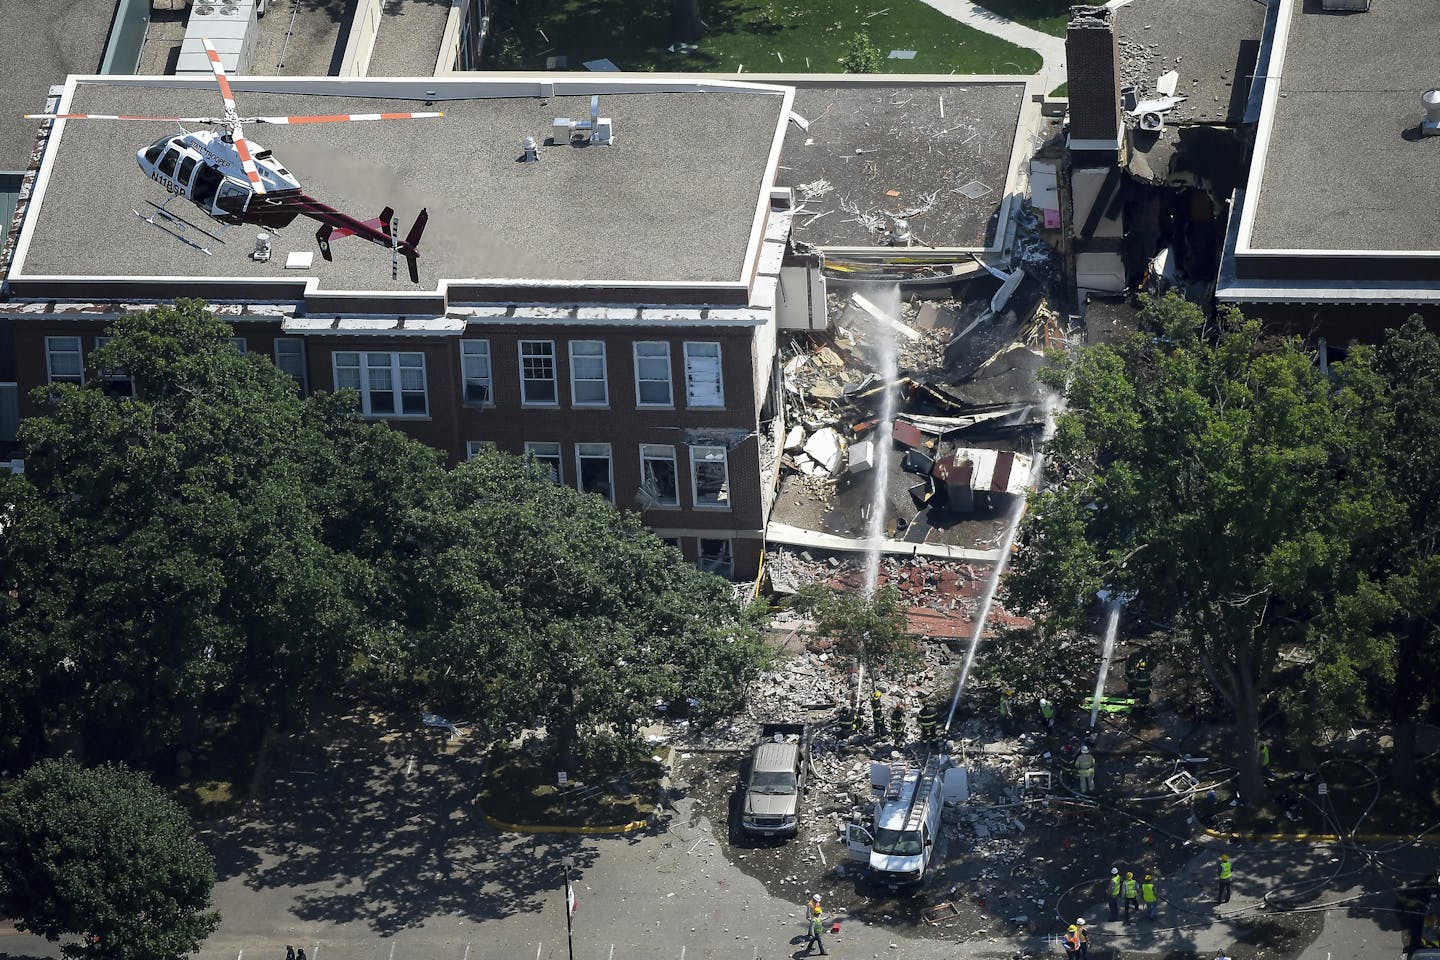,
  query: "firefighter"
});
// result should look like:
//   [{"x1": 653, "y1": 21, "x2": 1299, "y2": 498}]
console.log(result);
[
  {"x1": 890, "y1": 700, "x2": 906, "y2": 743},
  {"x1": 918, "y1": 699, "x2": 940, "y2": 744},
  {"x1": 1076, "y1": 745, "x2": 1096, "y2": 794},
  {"x1": 871, "y1": 690, "x2": 887, "y2": 739},
  {"x1": 1130, "y1": 657, "x2": 1152, "y2": 709}
]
